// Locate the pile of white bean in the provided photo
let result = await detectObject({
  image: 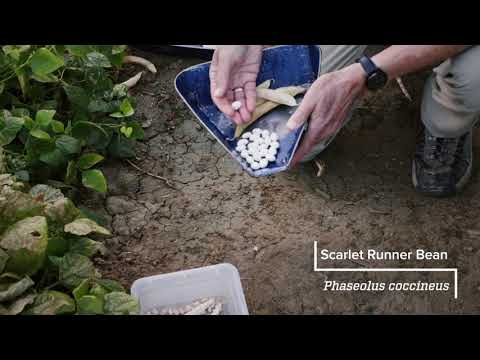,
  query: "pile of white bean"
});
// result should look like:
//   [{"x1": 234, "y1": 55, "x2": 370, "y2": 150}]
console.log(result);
[
  {"x1": 144, "y1": 297, "x2": 224, "y2": 316},
  {"x1": 236, "y1": 128, "x2": 280, "y2": 170}
]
